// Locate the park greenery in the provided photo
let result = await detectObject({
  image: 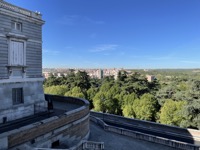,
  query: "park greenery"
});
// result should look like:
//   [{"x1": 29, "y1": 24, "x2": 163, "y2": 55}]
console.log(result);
[{"x1": 44, "y1": 69, "x2": 200, "y2": 129}]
